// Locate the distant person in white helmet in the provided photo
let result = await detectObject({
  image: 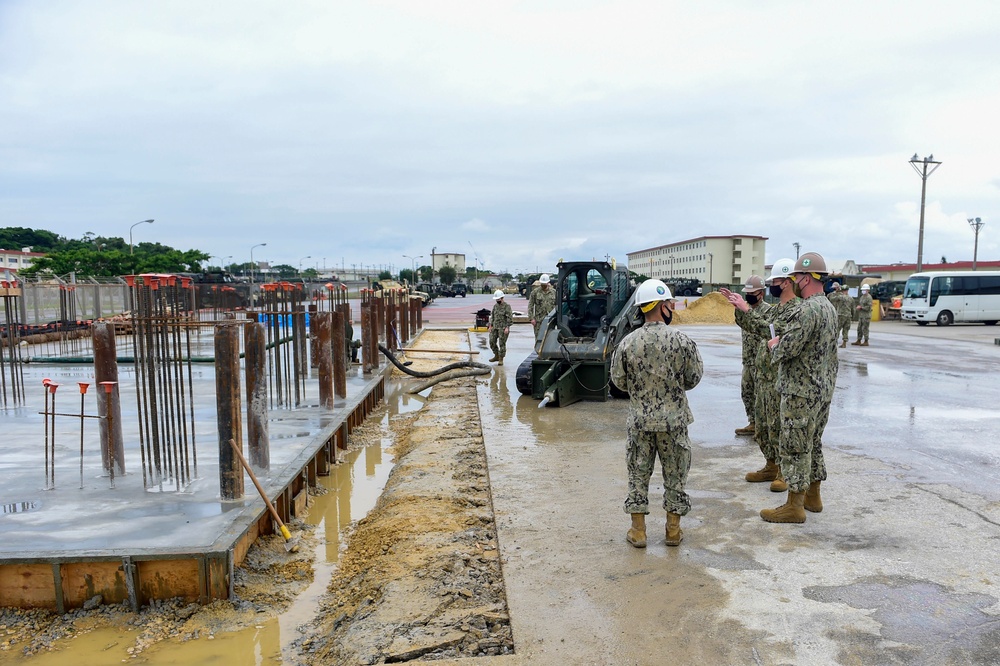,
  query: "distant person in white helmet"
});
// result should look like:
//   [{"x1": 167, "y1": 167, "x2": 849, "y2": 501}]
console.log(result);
[
  {"x1": 853, "y1": 284, "x2": 873, "y2": 346},
  {"x1": 487, "y1": 289, "x2": 513, "y2": 365},
  {"x1": 721, "y1": 258, "x2": 798, "y2": 492},
  {"x1": 760, "y1": 251, "x2": 839, "y2": 524},
  {"x1": 527, "y1": 273, "x2": 556, "y2": 350},
  {"x1": 610, "y1": 279, "x2": 703, "y2": 548}
]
